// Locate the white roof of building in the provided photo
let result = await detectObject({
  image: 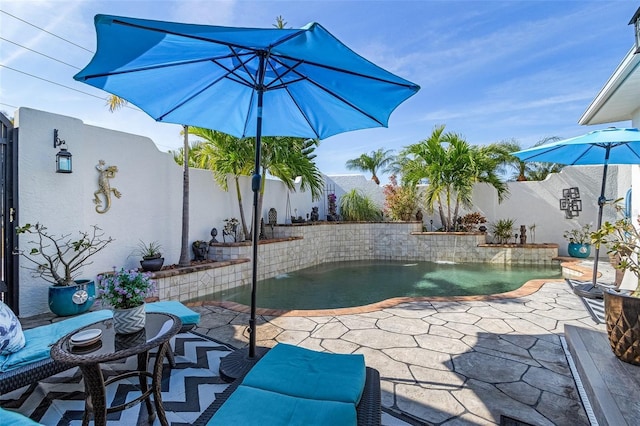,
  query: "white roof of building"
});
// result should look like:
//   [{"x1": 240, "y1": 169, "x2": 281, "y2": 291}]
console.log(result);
[
  {"x1": 579, "y1": 46, "x2": 640, "y2": 125},
  {"x1": 327, "y1": 174, "x2": 386, "y2": 208}
]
